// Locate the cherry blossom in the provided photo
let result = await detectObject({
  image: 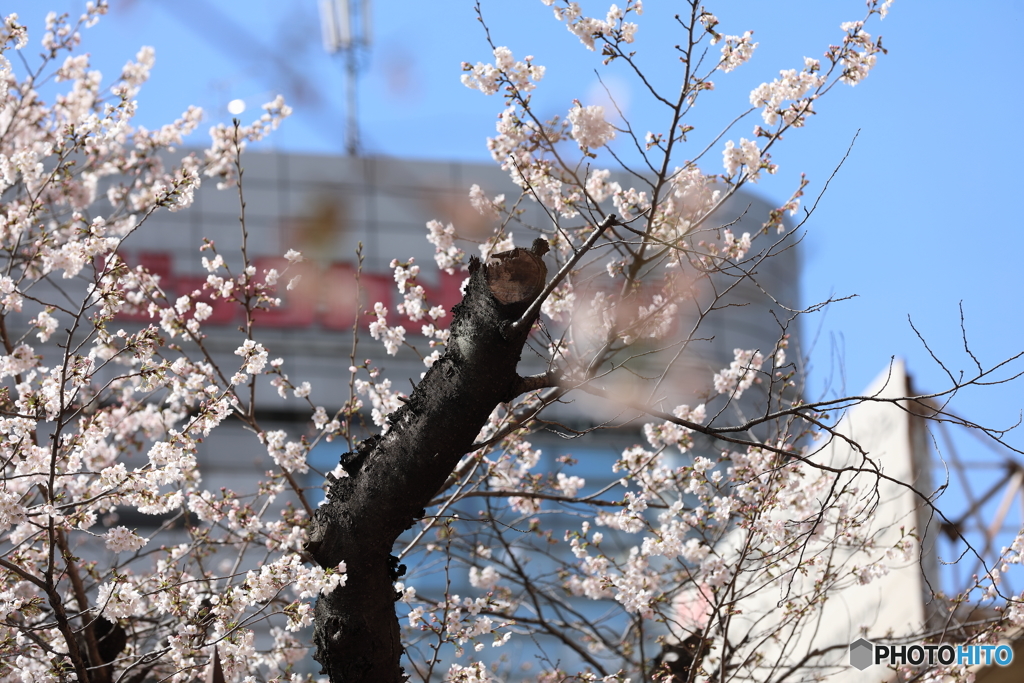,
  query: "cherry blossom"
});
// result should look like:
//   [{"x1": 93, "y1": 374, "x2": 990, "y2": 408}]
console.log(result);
[
  {"x1": 567, "y1": 103, "x2": 617, "y2": 150},
  {"x1": 4, "y1": 2, "x2": 1016, "y2": 681},
  {"x1": 718, "y1": 30, "x2": 757, "y2": 72}
]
